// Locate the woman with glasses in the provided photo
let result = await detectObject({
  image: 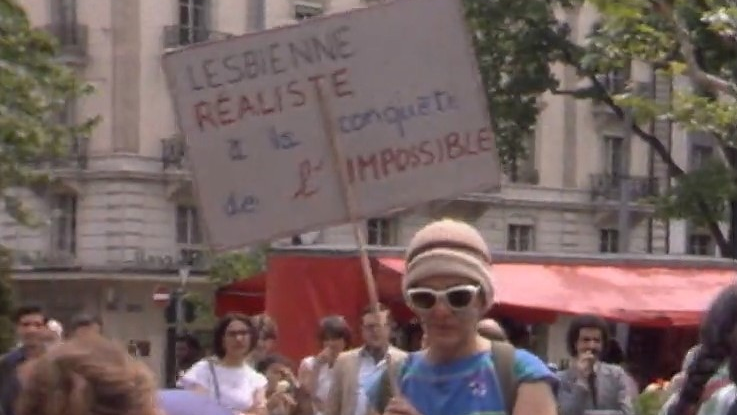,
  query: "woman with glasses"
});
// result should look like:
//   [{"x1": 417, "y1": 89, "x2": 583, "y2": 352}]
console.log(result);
[
  {"x1": 179, "y1": 314, "x2": 268, "y2": 415},
  {"x1": 367, "y1": 219, "x2": 558, "y2": 415}
]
